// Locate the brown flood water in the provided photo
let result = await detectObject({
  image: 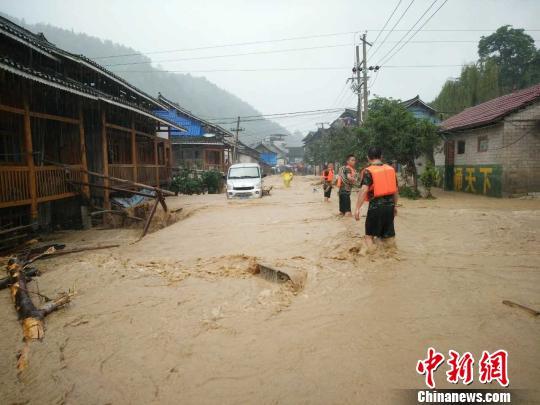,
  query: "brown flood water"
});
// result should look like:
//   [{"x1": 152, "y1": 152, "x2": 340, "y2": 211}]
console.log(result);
[{"x1": 1, "y1": 175, "x2": 539, "y2": 404}]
